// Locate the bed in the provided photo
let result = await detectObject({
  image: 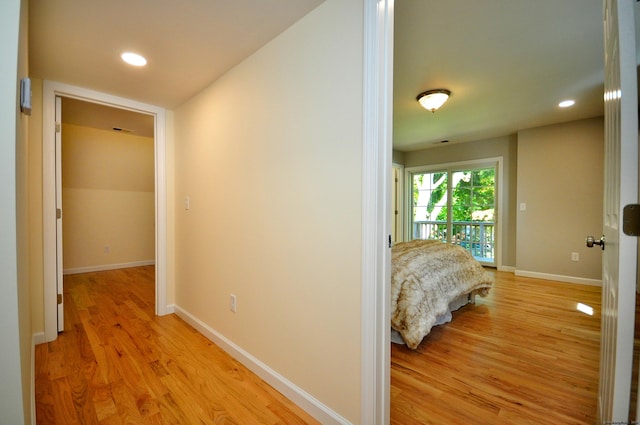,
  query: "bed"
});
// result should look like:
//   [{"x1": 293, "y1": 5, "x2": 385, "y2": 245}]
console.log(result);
[{"x1": 391, "y1": 239, "x2": 493, "y2": 349}]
